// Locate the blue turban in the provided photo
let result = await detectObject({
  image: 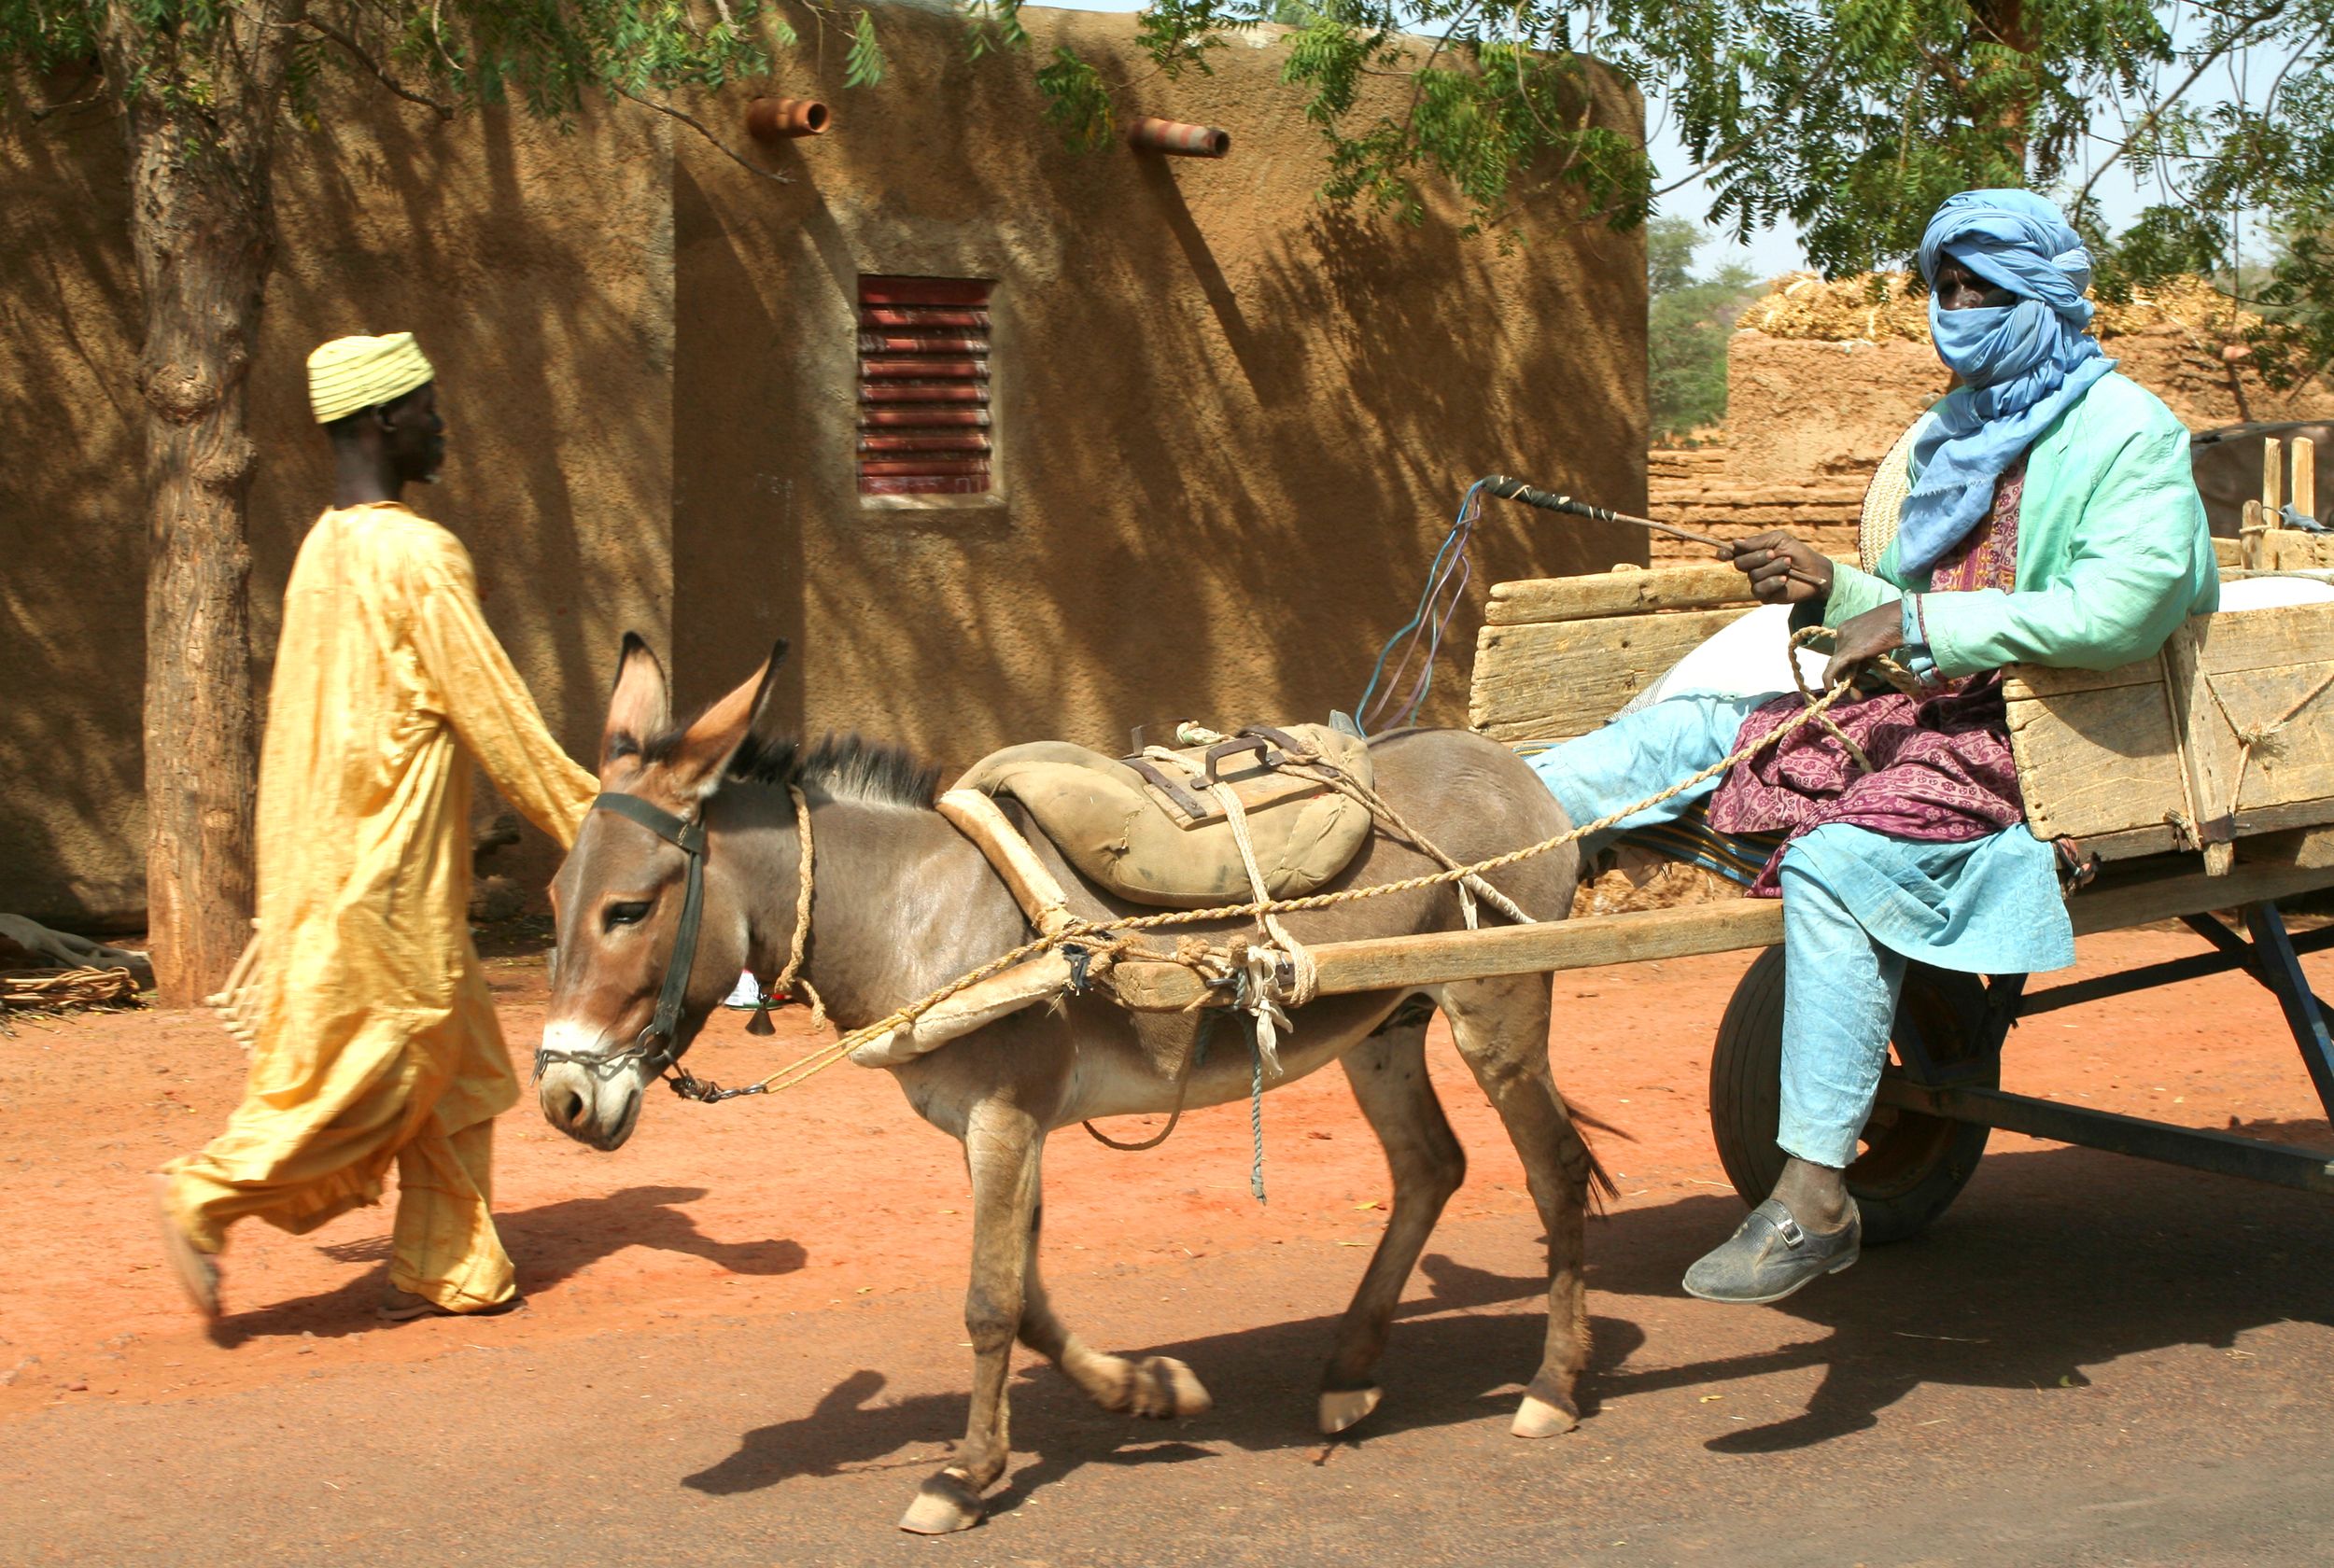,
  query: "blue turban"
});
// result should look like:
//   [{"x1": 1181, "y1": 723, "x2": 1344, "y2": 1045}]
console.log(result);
[{"x1": 1897, "y1": 189, "x2": 2116, "y2": 577}]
